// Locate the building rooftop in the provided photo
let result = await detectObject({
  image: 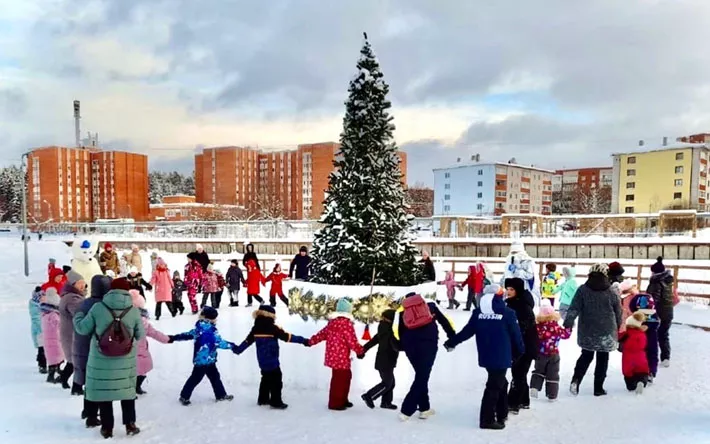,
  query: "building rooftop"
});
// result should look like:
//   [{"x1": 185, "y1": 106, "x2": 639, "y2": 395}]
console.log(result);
[
  {"x1": 612, "y1": 142, "x2": 708, "y2": 156},
  {"x1": 554, "y1": 166, "x2": 613, "y2": 173},
  {"x1": 433, "y1": 161, "x2": 555, "y2": 174}
]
